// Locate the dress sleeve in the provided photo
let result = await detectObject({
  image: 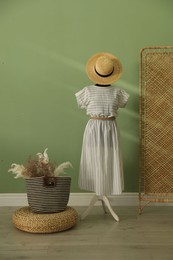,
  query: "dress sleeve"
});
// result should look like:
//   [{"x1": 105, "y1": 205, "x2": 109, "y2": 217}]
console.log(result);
[
  {"x1": 75, "y1": 87, "x2": 89, "y2": 109},
  {"x1": 117, "y1": 89, "x2": 130, "y2": 108}
]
